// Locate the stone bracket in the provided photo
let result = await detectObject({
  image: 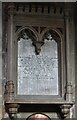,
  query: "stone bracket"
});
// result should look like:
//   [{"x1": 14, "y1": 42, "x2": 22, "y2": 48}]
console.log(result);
[
  {"x1": 60, "y1": 104, "x2": 72, "y2": 119},
  {"x1": 5, "y1": 103, "x2": 19, "y2": 119}
]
